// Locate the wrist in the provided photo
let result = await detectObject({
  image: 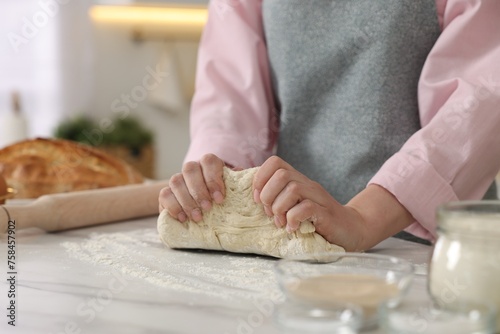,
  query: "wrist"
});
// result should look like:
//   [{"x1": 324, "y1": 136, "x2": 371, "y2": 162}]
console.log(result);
[
  {"x1": 346, "y1": 184, "x2": 414, "y2": 251},
  {"x1": 342, "y1": 204, "x2": 368, "y2": 252}
]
